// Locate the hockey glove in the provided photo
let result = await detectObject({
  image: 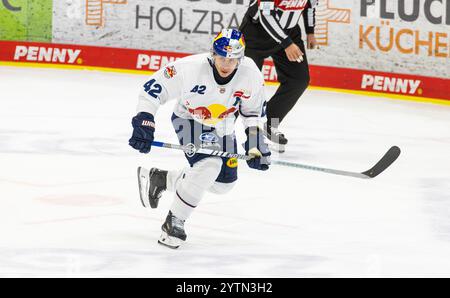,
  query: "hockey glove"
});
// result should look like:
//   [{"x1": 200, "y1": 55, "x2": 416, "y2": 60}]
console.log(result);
[
  {"x1": 129, "y1": 112, "x2": 155, "y2": 153},
  {"x1": 244, "y1": 126, "x2": 271, "y2": 171}
]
